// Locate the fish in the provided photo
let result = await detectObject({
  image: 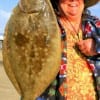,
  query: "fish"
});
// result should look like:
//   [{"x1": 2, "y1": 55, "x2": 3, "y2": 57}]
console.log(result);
[{"x1": 2, "y1": 0, "x2": 61, "y2": 100}]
